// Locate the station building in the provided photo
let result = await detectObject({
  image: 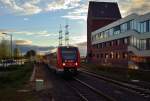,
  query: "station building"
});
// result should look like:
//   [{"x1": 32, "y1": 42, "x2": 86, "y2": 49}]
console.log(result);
[
  {"x1": 87, "y1": 1, "x2": 150, "y2": 69},
  {"x1": 91, "y1": 13, "x2": 150, "y2": 69}
]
